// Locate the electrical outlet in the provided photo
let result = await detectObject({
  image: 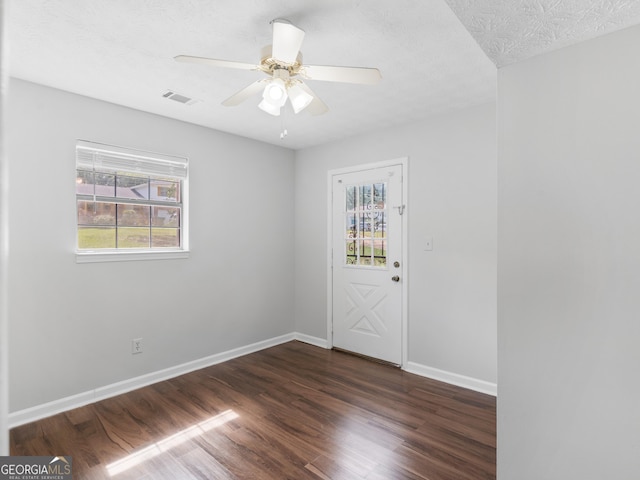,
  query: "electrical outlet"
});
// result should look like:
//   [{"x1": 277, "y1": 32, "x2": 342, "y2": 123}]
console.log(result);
[
  {"x1": 424, "y1": 237, "x2": 434, "y2": 251},
  {"x1": 132, "y1": 338, "x2": 143, "y2": 355}
]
